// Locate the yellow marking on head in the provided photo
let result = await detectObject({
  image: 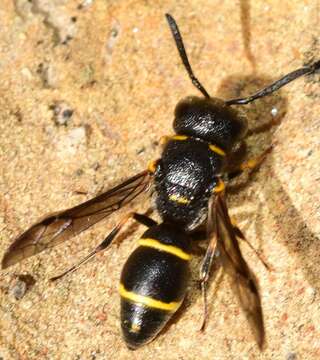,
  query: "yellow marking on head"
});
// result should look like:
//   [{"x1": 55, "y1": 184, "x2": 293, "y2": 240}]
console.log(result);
[
  {"x1": 172, "y1": 135, "x2": 188, "y2": 141},
  {"x1": 169, "y1": 194, "x2": 190, "y2": 205},
  {"x1": 139, "y1": 238, "x2": 191, "y2": 261},
  {"x1": 209, "y1": 144, "x2": 226, "y2": 156},
  {"x1": 213, "y1": 179, "x2": 225, "y2": 193},
  {"x1": 119, "y1": 283, "x2": 182, "y2": 312},
  {"x1": 148, "y1": 160, "x2": 157, "y2": 173}
]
